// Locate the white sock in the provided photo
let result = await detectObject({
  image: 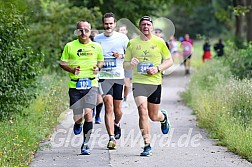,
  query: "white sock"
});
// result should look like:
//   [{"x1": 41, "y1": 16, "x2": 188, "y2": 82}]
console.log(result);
[
  {"x1": 114, "y1": 121, "x2": 120, "y2": 127},
  {"x1": 110, "y1": 135, "x2": 115, "y2": 141}
]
